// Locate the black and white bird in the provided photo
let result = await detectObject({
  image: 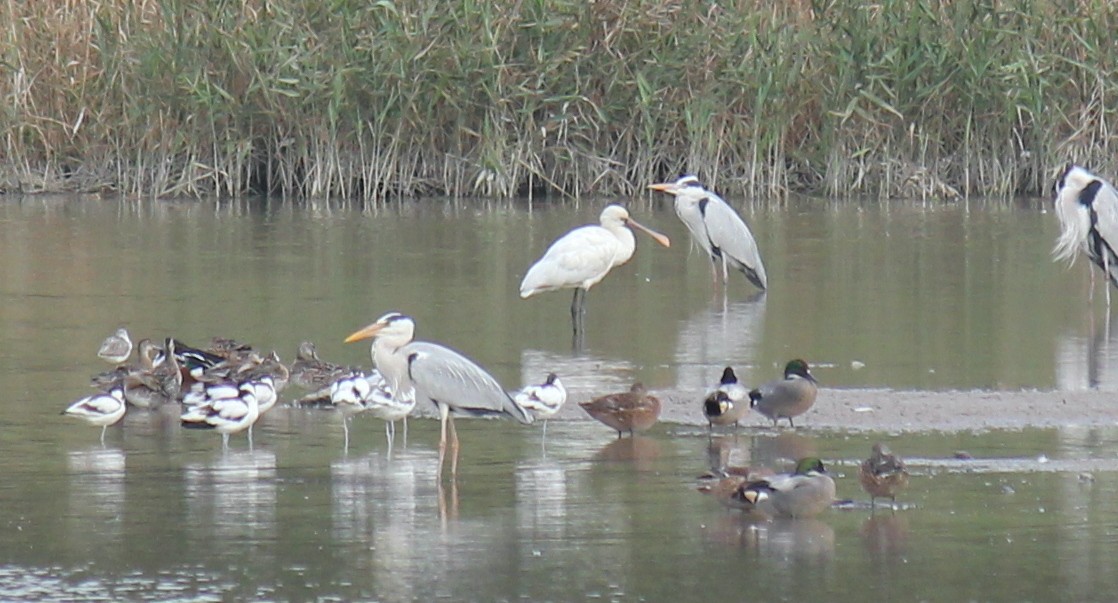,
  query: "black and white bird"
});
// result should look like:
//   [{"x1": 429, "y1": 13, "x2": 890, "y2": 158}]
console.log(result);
[
  {"x1": 1052, "y1": 164, "x2": 1118, "y2": 303},
  {"x1": 62, "y1": 387, "x2": 127, "y2": 444},
  {"x1": 649, "y1": 175, "x2": 767, "y2": 291},
  {"x1": 513, "y1": 372, "x2": 567, "y2": 439}
]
